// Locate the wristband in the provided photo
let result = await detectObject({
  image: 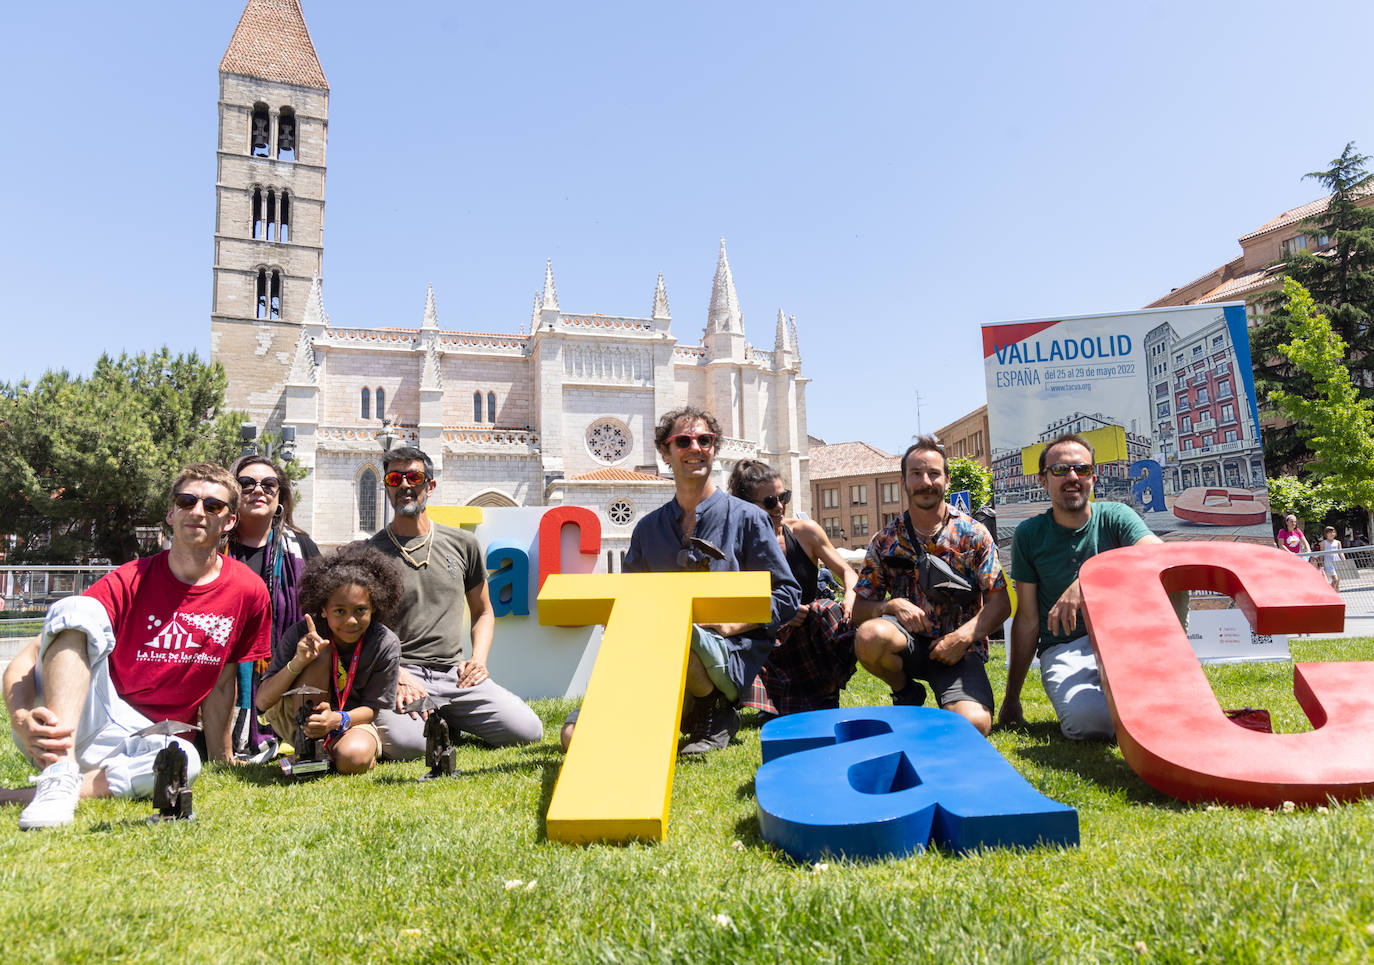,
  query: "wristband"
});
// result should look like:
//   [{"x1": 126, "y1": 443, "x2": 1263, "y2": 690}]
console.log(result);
[
  {"x1": 338, "y1": 710, "x2": 351, "y2": 733},
  {"x1": 285, "y1": 659, "x2": 301, "y2": 675}
]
